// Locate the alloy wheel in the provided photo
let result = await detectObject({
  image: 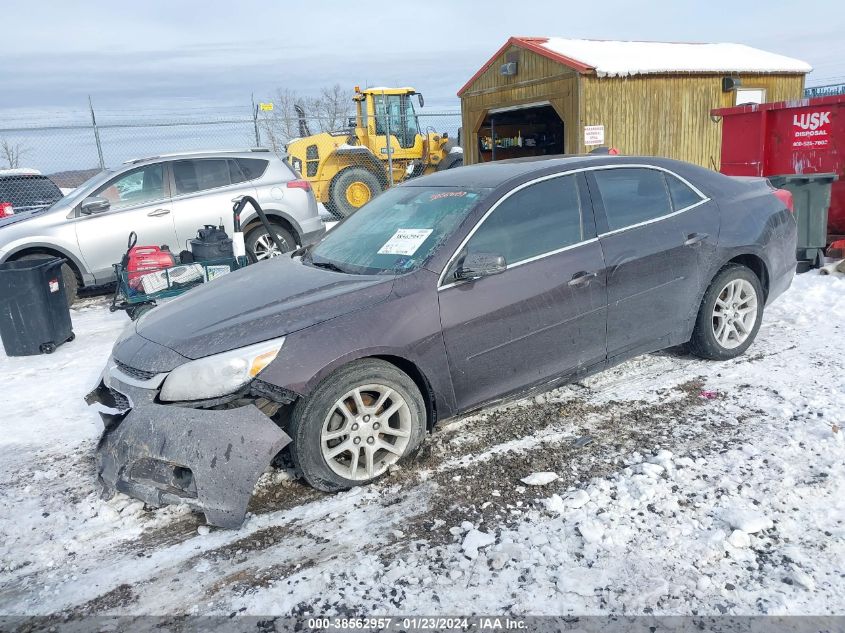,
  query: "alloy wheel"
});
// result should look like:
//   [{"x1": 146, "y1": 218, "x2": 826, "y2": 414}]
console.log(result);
[
  {"x1": 320, "y1": 384, "x2": 412, "y2": 480},
  {"x1": 252, "y1": 232, "x2": 289, "y2": 260},
  {"x1": 711, "y1": 278, "x2": 758, "y2": 349}
]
